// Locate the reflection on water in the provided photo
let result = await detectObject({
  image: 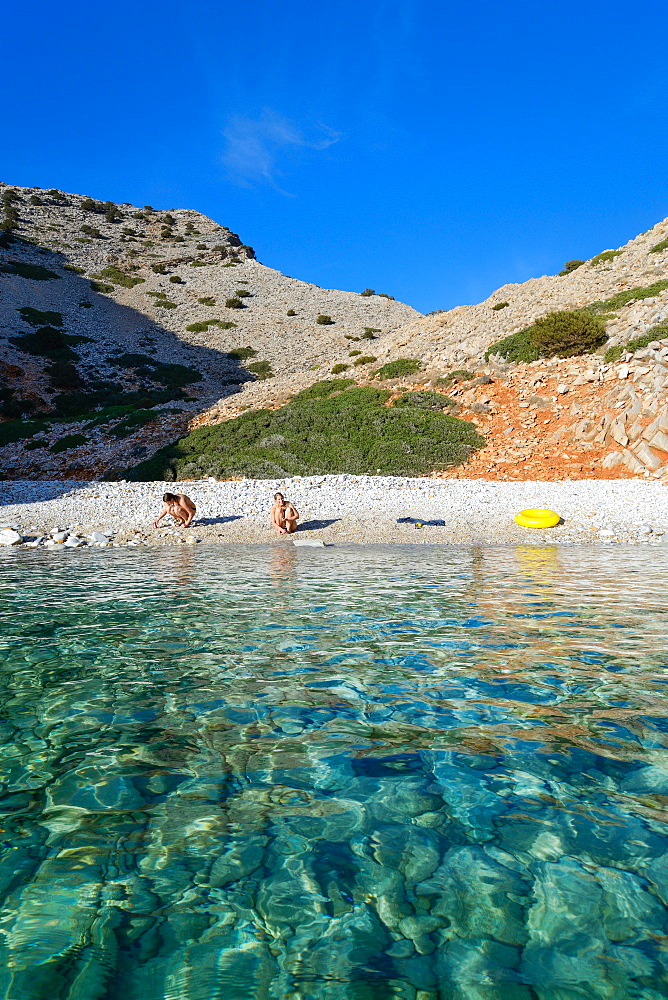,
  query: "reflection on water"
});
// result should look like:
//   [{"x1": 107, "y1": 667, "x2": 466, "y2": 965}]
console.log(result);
[{"x1": 1, "y1": 544, "x2": 668, "y2": 999}]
